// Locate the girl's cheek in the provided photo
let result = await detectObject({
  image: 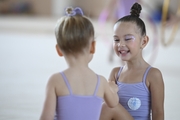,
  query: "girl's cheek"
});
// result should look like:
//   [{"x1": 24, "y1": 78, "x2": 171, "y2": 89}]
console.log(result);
[
  {"x1": 114, "y1": 43, "x2": 119, "y2": 50},
  {"x1": 112, "y1": 42, "x2": 116, "y2": 48},
  {"x1": 112, "y1": 44, "x2": 118, "y2": 53},
  {"x1": 130, "y1": 42, "x2": 138, "y2": 49}
]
